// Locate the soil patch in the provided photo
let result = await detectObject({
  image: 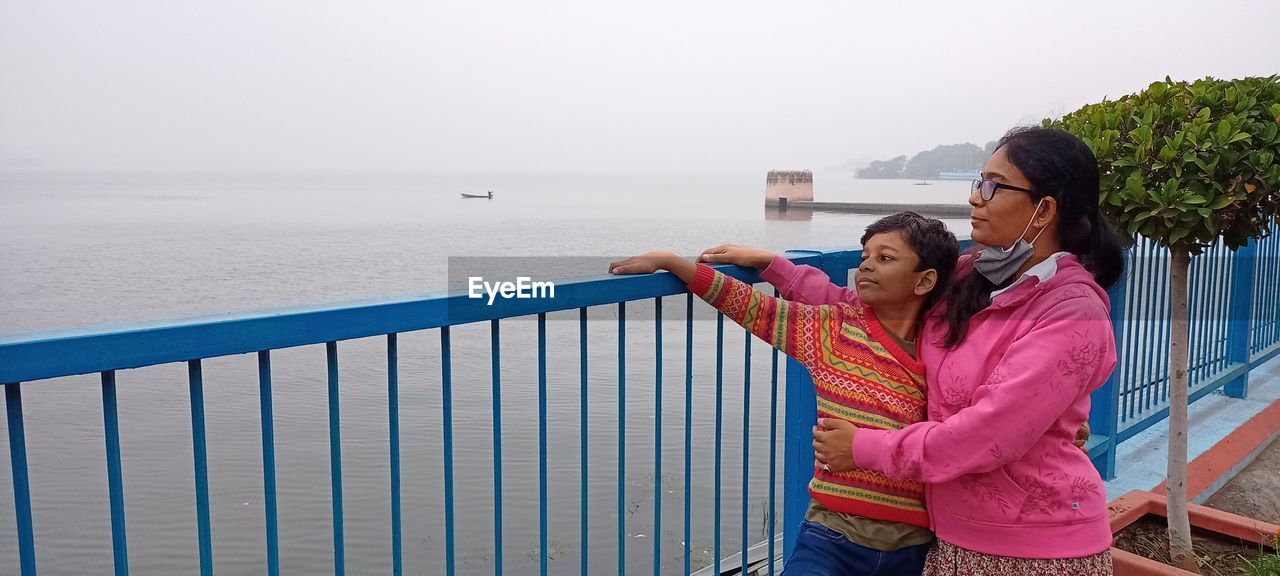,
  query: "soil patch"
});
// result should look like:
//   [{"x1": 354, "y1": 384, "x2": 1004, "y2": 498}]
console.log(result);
[{"x1": 1112, "y1": 515, "x2": 1275, "y2": 574}]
